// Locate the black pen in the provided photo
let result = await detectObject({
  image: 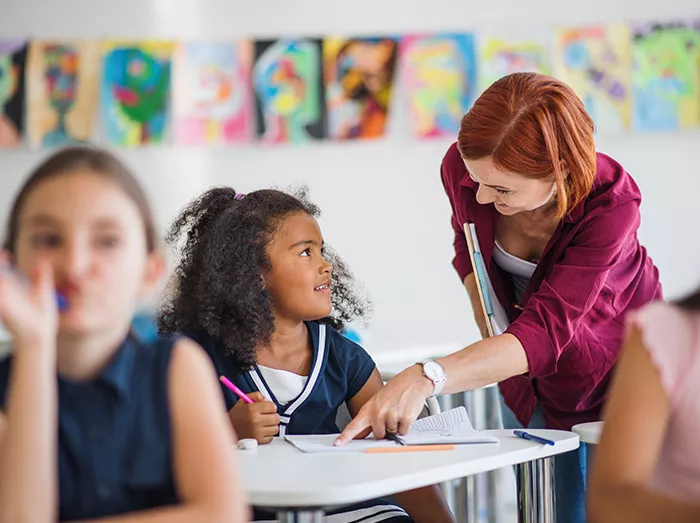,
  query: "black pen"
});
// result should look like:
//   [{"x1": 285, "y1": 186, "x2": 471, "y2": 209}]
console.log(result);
[{"x1": 385, "y1": 432, "x2": 405, "y2": 446}]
